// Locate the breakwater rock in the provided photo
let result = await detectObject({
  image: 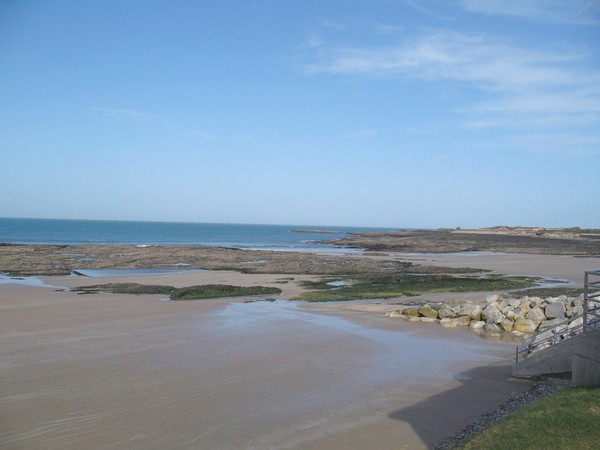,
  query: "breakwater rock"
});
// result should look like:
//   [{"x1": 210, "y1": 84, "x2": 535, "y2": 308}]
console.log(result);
[{"x1": 386, "y1": 293, "x2": 584, "y2": 339}]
